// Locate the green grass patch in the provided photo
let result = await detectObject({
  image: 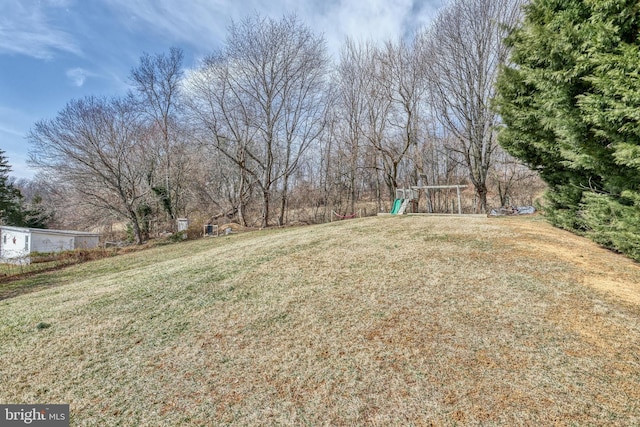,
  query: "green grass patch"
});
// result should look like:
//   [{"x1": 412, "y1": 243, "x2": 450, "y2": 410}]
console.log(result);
[{"x1": 1, "y1": 216, "x2": 640, "y2": 425}]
